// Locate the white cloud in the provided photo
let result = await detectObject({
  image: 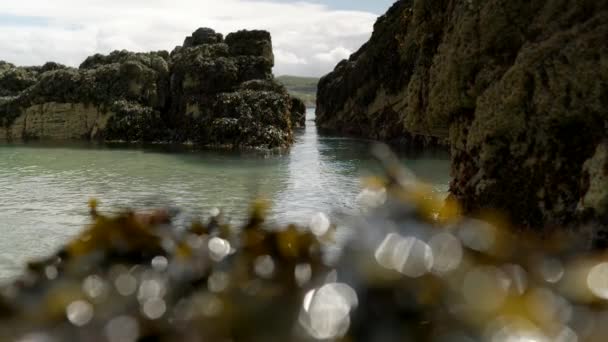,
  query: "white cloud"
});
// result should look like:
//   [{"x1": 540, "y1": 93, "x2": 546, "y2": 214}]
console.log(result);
[
  {"x1": 0, "y1": 0, "x2": 377, "y2": 76},
  {"x1": 275, "y1": 49, "x2": 307, "y2": 65},
  {"x1": 314, "y1": 47, "x2": 352, "y2": 63}
]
